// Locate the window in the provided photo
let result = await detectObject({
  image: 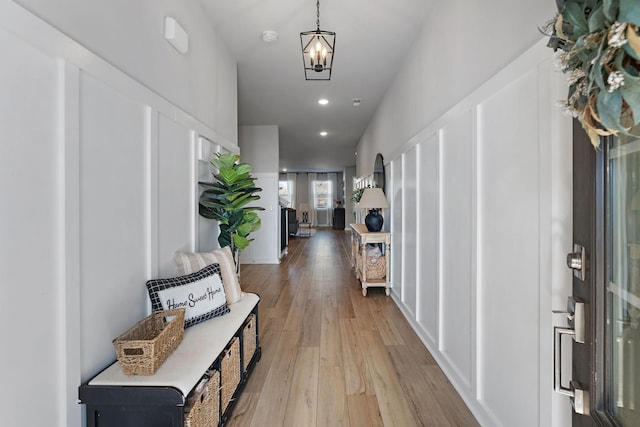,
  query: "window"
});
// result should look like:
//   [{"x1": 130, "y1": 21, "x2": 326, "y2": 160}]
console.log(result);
[{"x1": 313, "y1": 180, "x2": 331, "y2": 209}]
